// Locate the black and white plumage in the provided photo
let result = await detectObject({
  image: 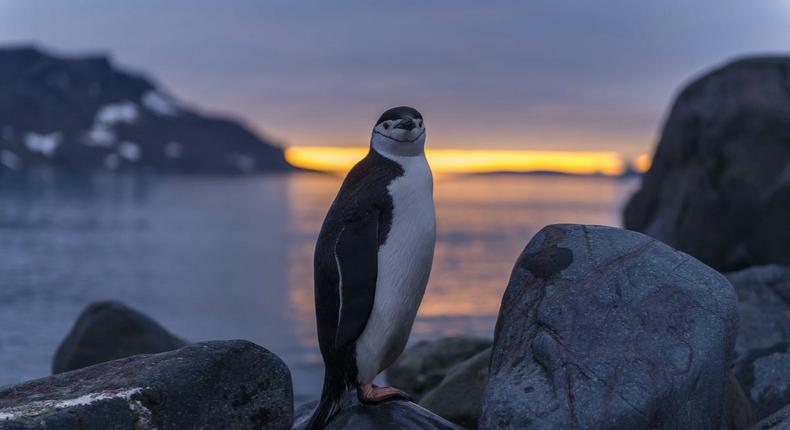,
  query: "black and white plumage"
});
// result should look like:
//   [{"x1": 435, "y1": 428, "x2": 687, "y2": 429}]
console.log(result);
[{"x1": 306, "y1": 106, "x2": 436, "y2": 429}]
